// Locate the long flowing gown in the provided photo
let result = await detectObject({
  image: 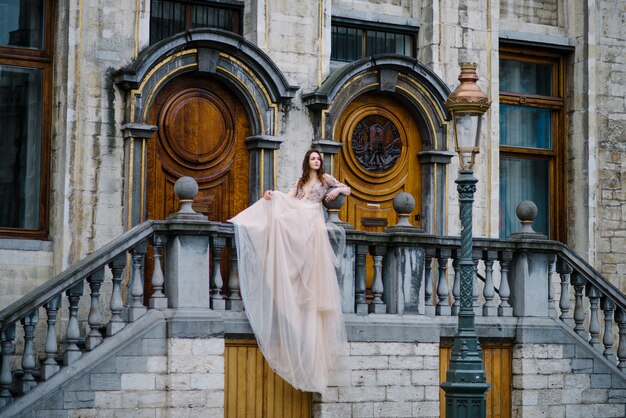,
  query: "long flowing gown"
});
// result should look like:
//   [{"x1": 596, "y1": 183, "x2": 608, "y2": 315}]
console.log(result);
[{"x1": 228, "y1": 175, "x2": 348, "y2": 393}]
